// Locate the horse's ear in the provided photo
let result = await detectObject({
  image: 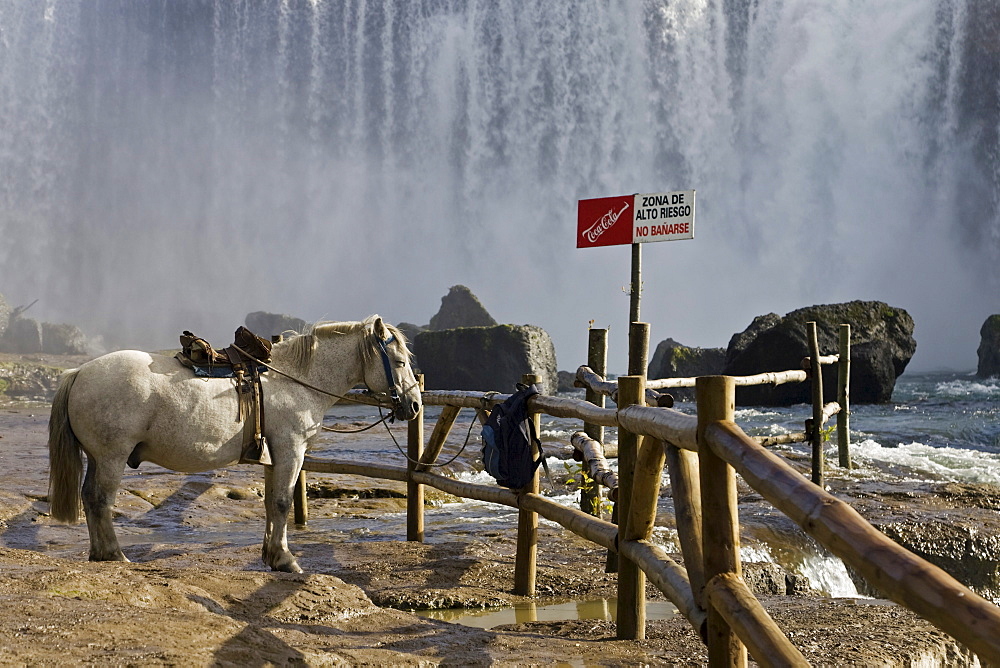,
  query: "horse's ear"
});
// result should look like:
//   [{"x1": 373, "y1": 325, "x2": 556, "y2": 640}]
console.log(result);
[{"x1": 373, "y1": 316, "x2": 387, "y2": 339}]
